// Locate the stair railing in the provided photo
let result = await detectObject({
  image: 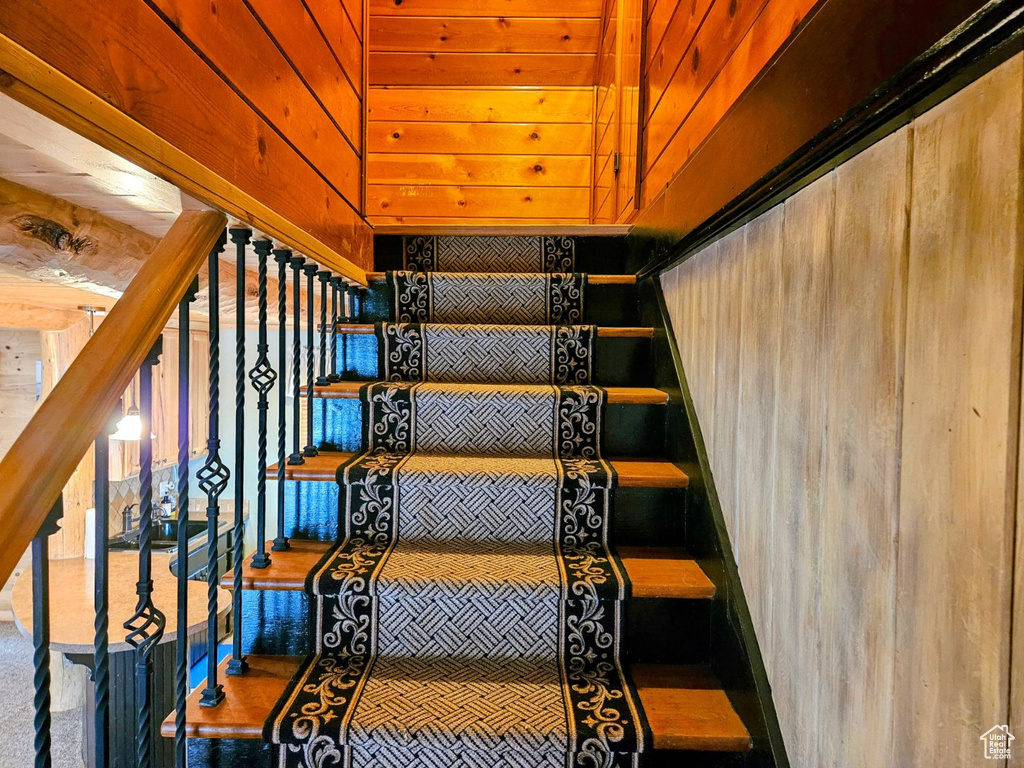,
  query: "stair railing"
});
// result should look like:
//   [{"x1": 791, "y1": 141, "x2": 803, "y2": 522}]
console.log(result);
[{"x1": 0, "y1": 210, "x2": 365, "y2": 768}]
